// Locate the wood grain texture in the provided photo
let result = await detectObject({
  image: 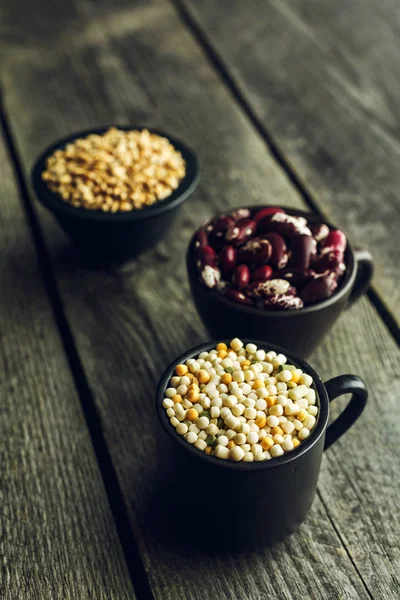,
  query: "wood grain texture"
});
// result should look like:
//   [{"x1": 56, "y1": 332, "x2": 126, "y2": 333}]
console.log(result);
[
  {"x1": 0, "y1": 135, "x2": 135, "y2": 599},
  {"x1": 178, "y1": 0, "x2": 400, "y2": 328},
  {"x1": 1, "y1": 0, "x2": 399, "y2": 597}
]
